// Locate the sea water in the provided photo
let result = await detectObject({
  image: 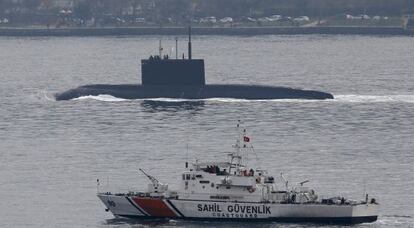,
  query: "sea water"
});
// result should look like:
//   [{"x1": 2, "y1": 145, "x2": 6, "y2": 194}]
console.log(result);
[{"x1": 0, "y1": 35, "x2": 413, "y2": 227}]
